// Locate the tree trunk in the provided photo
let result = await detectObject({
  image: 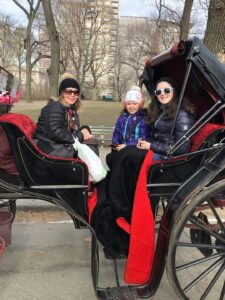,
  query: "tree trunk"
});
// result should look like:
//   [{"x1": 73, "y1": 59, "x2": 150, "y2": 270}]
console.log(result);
[
  {"x1": 204, "y1": 0, "x2": 225, "y2": 57},
  {"x1": 12, "y1": 0, "x2": 41, "y2": 103},
  {"x1": 179, "y1": 0, "x2": 194, "y2": 40},
  {"x1": 18, "y1": 62, "x2": 21, "y2": 86},
  {"x1": 92, "y1": 87, "x2": 97, "y2": 101},
  {"x1": 25, "y1": 22, "x2": 32, "y2": 103},
  {"x1": 42, "y1": 0, "x2": 60, "y2": 98}
]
